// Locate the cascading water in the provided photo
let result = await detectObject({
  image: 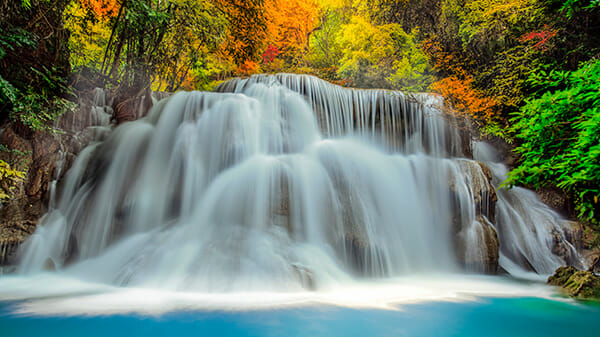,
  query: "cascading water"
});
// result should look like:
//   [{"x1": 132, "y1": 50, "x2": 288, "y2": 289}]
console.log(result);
[
  {"x1": 11, "y1": 74, "x2": 582, "y2": 293},
  {"x1": 473, "y1": 142, "x2": 583, "y2": 275}
]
